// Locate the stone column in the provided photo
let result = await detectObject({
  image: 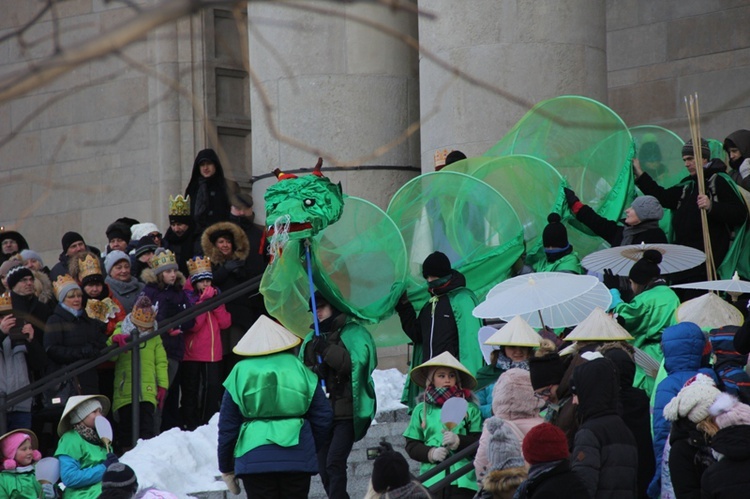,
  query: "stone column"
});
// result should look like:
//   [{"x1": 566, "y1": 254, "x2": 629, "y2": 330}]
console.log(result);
[
  {"x1": 418, "y1": 0, "x2": 608, "y2": 171},
  {"x1": 247, "y1": 1, "x2": 420, "y2": 221}
]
